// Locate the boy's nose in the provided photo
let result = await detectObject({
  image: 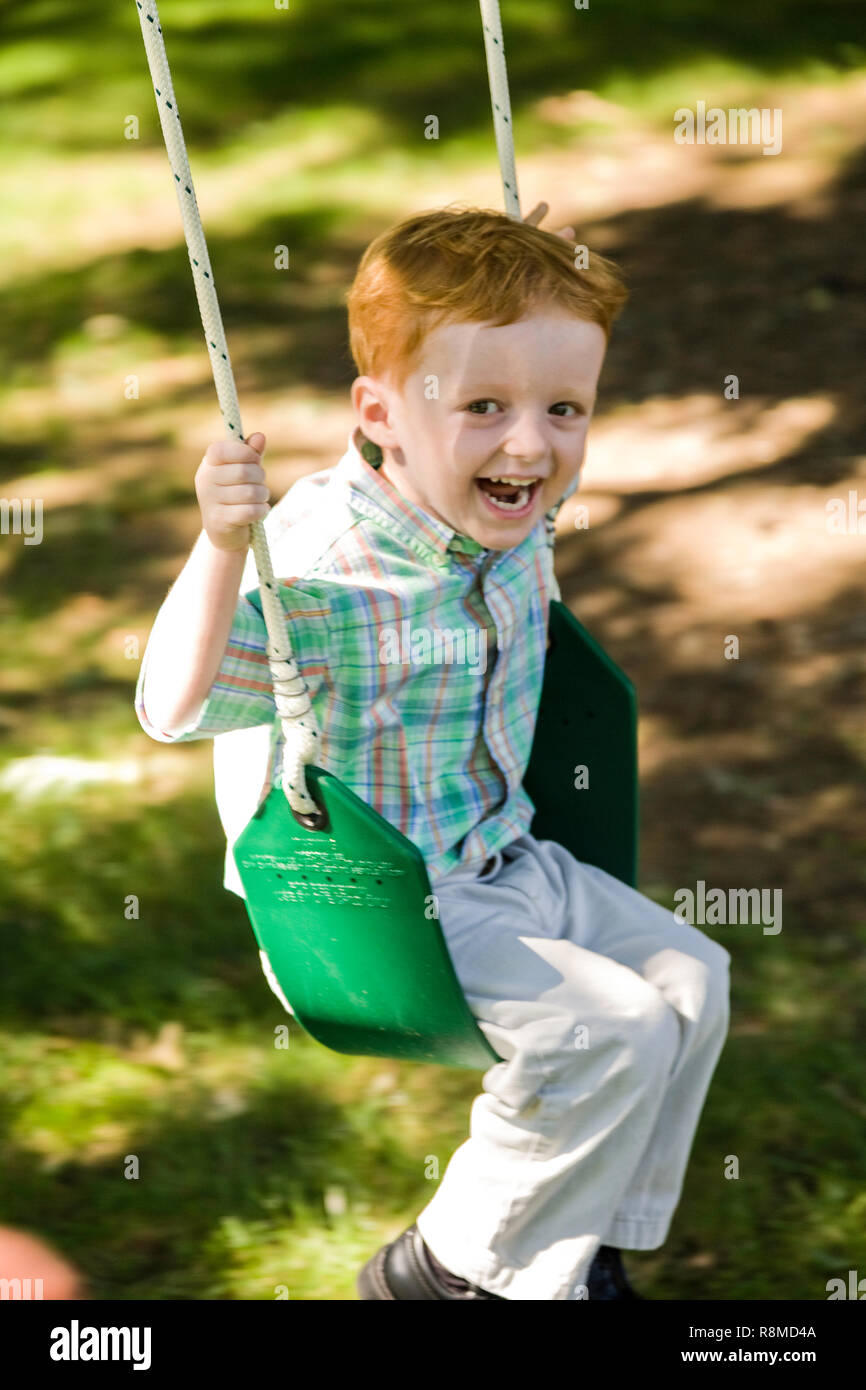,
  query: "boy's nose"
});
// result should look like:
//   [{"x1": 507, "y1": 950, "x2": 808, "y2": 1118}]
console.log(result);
[{"x1": 500, "y1": 415, "x2": 550, "y2": 465}]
